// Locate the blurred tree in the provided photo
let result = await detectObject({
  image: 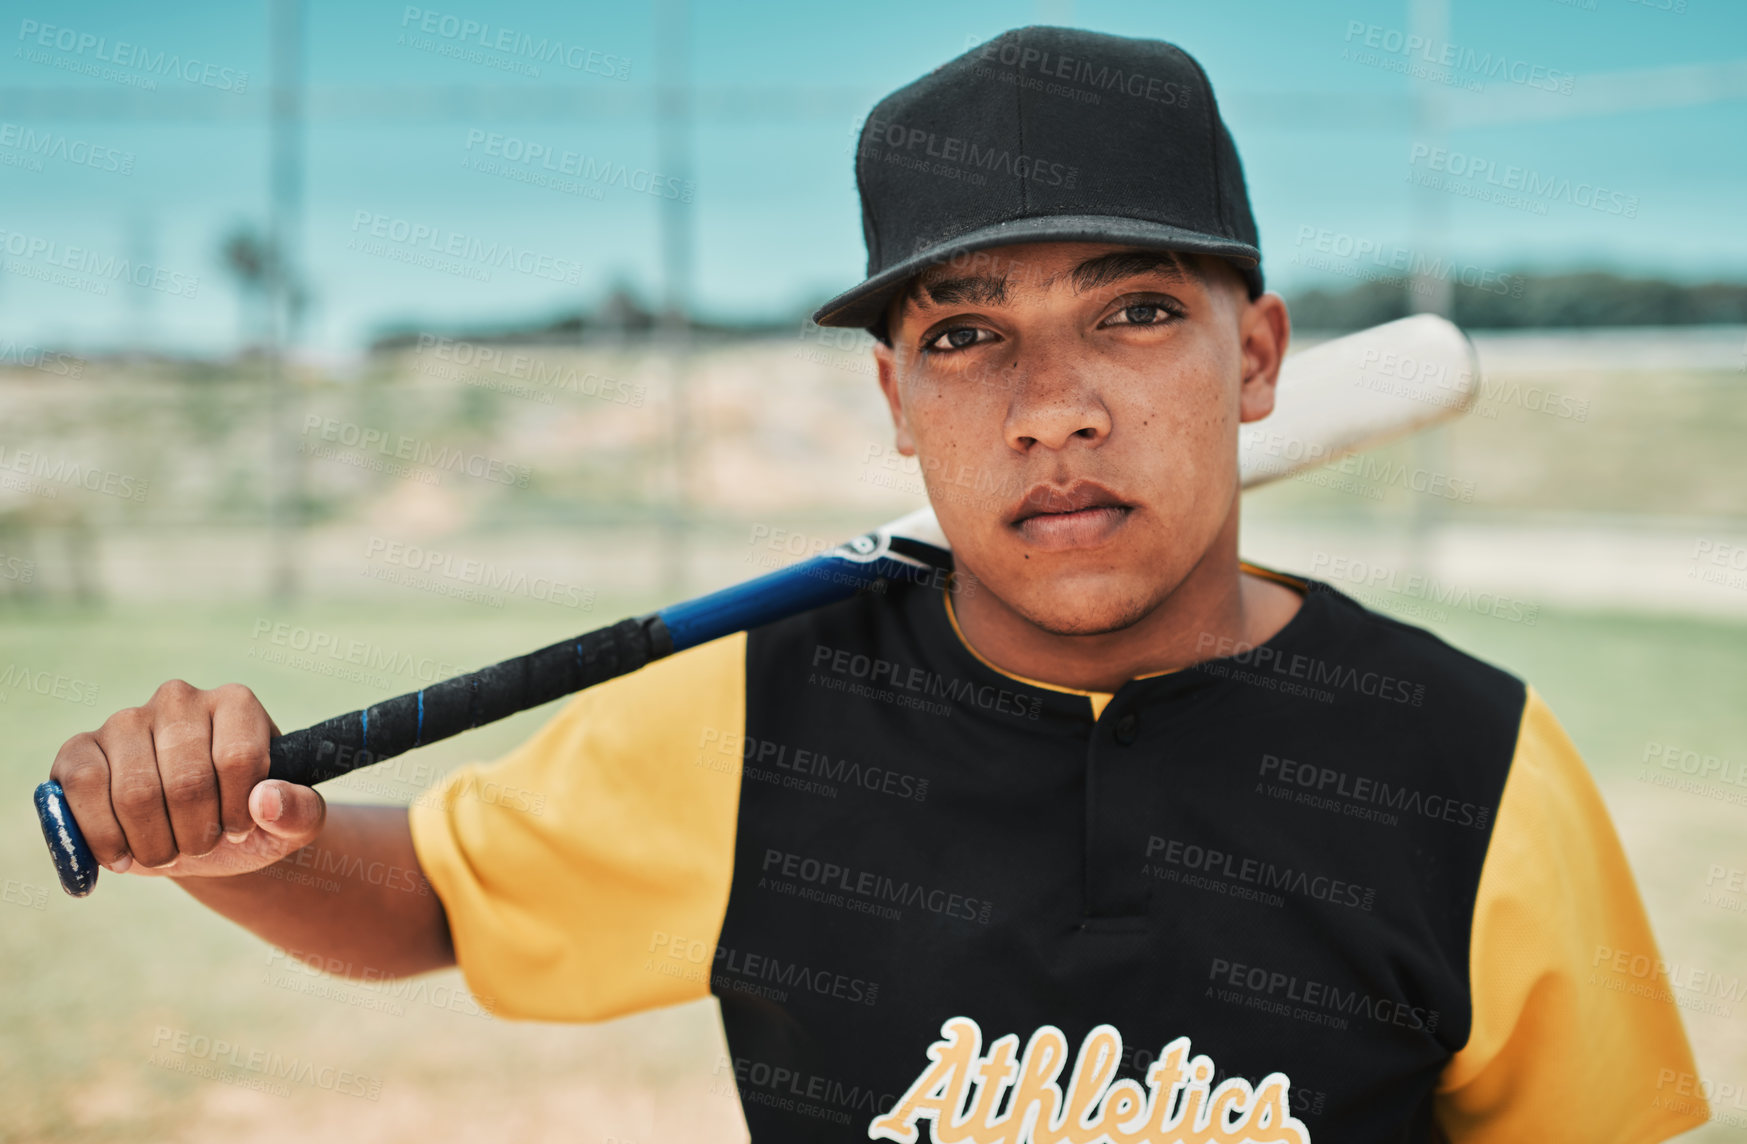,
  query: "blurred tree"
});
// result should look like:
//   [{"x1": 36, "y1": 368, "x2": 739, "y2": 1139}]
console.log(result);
[
  {"x1": 1288, "y1": 272, "x2": 1747, "y2": 332},
  {"x1": 220, "y1": 223, "x2": 276, "y2": 353}
]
